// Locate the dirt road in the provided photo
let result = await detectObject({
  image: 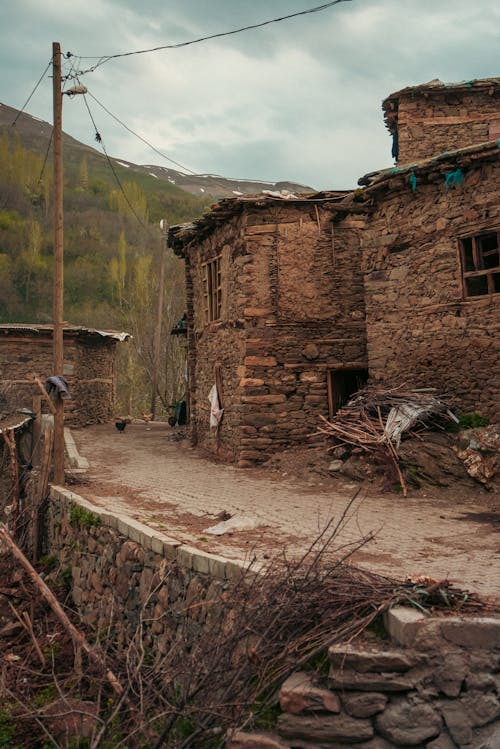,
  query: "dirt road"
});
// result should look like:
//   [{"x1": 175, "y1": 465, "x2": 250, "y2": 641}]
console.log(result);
[{"x1": 73, "y1": 422, "x2": 500, "y2": 599}]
